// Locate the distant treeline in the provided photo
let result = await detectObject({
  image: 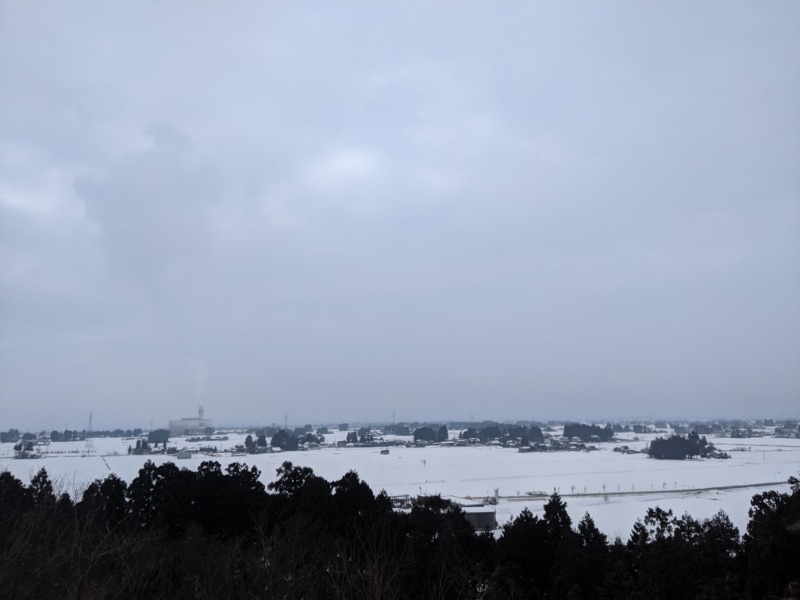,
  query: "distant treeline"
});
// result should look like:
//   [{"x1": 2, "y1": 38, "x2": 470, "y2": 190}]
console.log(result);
[
  {"x1": 1, "y1": 462, "x2": 798, "y2": 599},
  {"x1": 563, "y1": 423, "x2": 614, "y2": 442},
  {"x1": 648, "y1": 431, "x2": 711, "y2": 460},
  {"x1": 1, "y1": 428, "x2": 145, "y2": 443},
  {"x1": 413, "y1": 425, "x2": 449, "y2": 443},
  {"x1": 459, "y1": 424, "x2": 545, "y2": 445}
]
